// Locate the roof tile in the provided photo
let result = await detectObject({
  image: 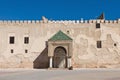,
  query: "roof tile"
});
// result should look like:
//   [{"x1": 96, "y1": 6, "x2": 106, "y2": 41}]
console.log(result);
[{"x1": 49, "y1": 30, "x2": 72, "y2": 41}]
